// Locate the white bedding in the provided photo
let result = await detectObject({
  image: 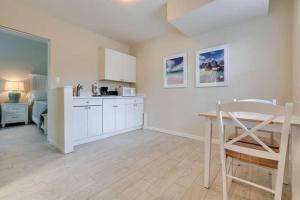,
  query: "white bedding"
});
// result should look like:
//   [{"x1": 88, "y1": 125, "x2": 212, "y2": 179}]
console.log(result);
[
  {"x1": 27, "y1": 90, "x2": 47, "y2": 105},
  {"x1": 32, "y1": 100, "x2": 47, "y2": 128}
]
